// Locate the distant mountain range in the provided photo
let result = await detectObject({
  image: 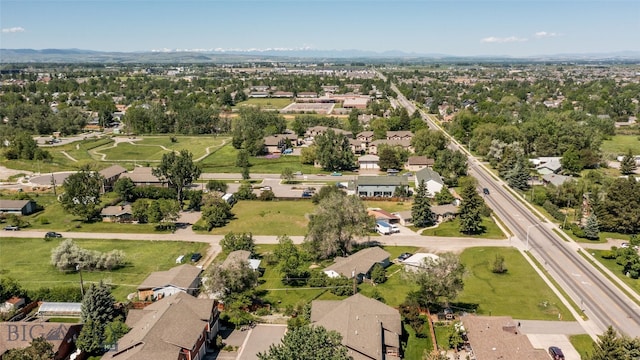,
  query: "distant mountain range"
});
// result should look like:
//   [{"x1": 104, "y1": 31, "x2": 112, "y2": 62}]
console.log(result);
[{"x1": 1, "y1": 48, "x2": 639, "y2": 63}]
